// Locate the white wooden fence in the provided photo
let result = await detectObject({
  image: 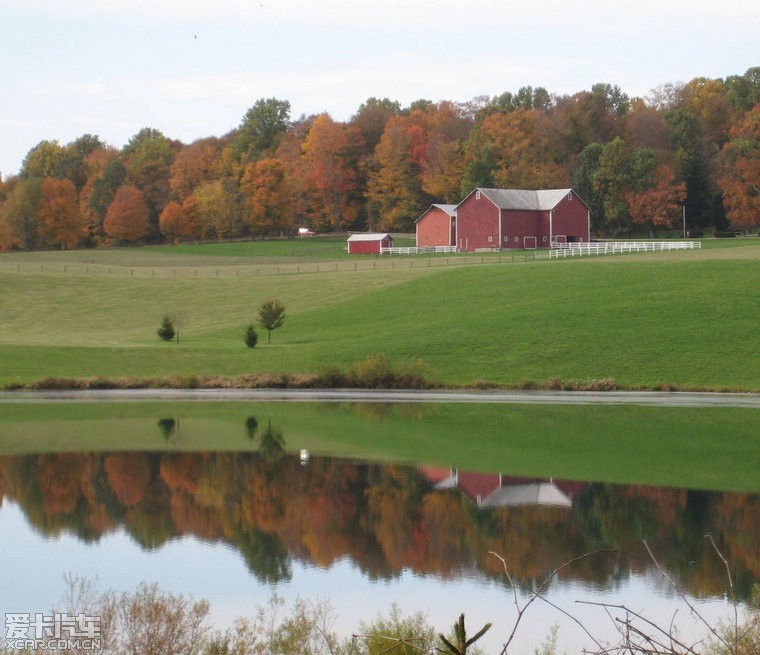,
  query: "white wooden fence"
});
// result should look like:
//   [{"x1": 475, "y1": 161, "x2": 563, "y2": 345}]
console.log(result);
[
  {"x1": 380, "y1": 245, "x2": 458, "y2": 255},
  {"x1": 549, "y1": 241, "x2": 701, "y2": 258}
]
